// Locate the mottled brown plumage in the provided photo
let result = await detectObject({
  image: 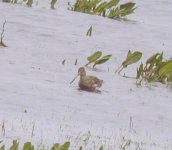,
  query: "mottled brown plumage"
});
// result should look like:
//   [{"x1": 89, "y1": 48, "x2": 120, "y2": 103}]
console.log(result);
[{"x1": 70, "y1": 67, "x2": 103, "y2": 91}]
